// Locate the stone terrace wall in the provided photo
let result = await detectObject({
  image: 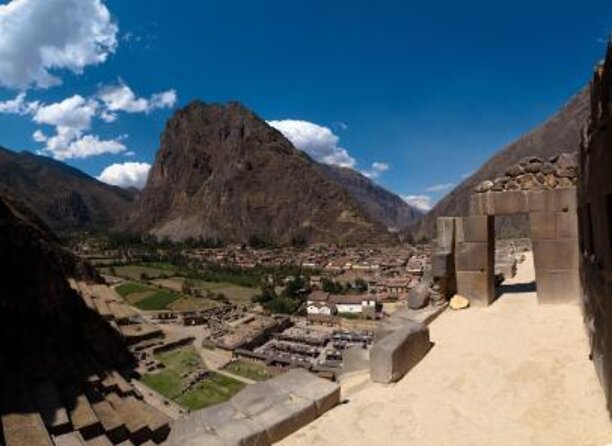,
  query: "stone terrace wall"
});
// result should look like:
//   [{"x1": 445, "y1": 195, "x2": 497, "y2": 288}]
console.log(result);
[{"x1": 578, "y1": 41, "x2": 612, "y2": 415}]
